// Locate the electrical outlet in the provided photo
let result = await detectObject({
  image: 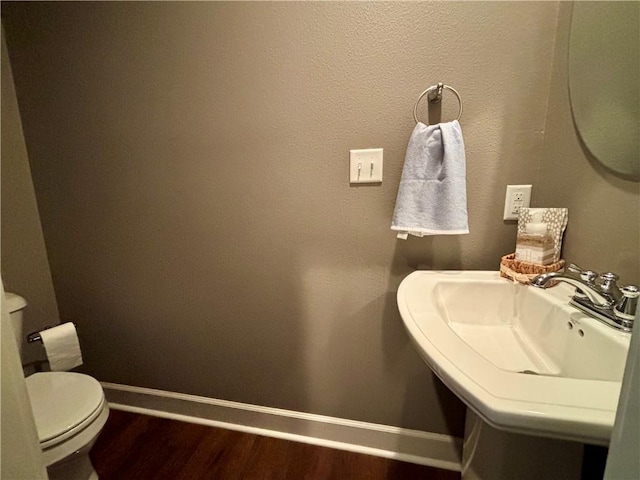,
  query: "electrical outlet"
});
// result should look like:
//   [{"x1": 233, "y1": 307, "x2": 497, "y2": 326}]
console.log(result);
[
  {"x1": 350, "y1": 148, "x2": 383, "y2": 184},
  {"x1": 503, "y1": 185, "x2": 532, "y2": 220}
]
